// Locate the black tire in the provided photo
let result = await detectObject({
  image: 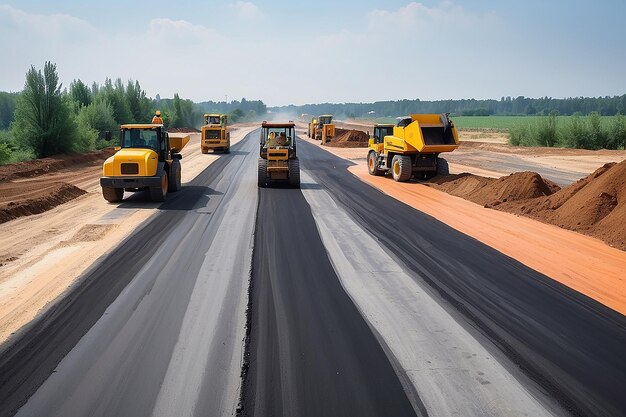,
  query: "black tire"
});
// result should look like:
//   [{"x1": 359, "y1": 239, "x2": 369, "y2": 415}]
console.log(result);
[
  {"x1": 224, "y1": 139, "x2": 231, "y2": 154},
  {"x1": 102, "y1": 187, "x2": 123, "y2": 203},
  {"x1": 258, "y1": 158, "x2": 268, "y2": 188},
  {"x1": 149, "y1": 171, "x2": 168, "y2": 202},
  {"x1": 169, "y1": 161, "x2": 182, "y2": 192},
  {"x1": 391, "y1": 155, "x2": 412, "y2": 182},
  {"x1": 288, "y1": 158, "x2": 300, "y2": 188},
  {"x1": 437, "y1": 157, "x2": 449, "y2": 176},
  {"x1": 367, "y1": 151, "x2": 384, "y2": 176},
  {"x1": 201, "y1": 147, "x2": 209, "y2": 154}
]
